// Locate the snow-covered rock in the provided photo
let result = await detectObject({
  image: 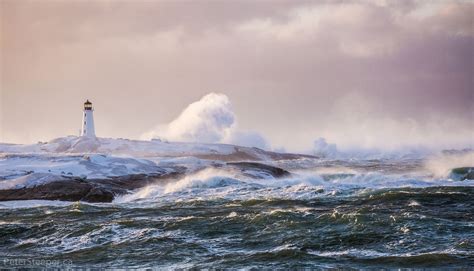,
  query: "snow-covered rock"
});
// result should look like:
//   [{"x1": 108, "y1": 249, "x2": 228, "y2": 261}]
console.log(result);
[
  {"x1": 0, "y1": 136, "x2": 315, "y2": 192},
  {"x1": 0, "y1": 153, "x2": 170, "y2": 187},
  {"x1": 0, "y1": 173, "x2": 68, "y2": 190}
]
